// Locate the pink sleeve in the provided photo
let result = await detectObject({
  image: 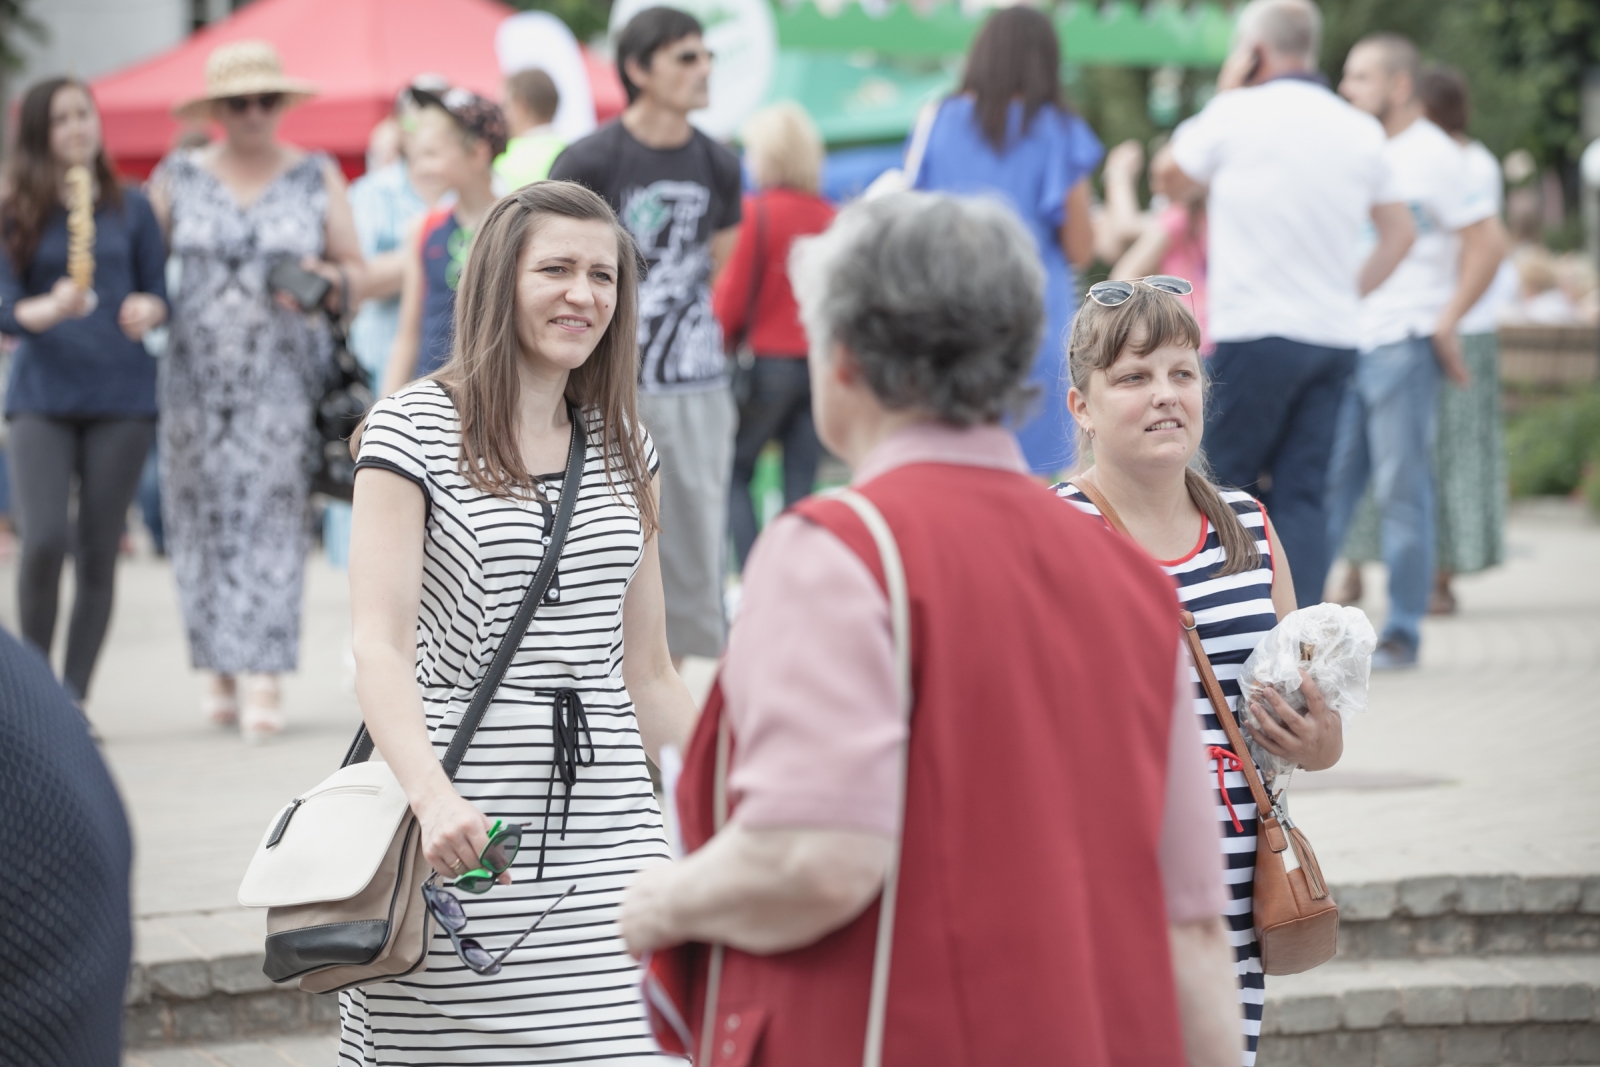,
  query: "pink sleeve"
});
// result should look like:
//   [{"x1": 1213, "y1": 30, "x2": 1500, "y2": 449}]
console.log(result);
[
  {"x1": 720, "y1": 513, "x2": 902, "y2": 836},
  {"x1": 1160, "y1": 642, "x2": 1229, "y2": 923}
]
